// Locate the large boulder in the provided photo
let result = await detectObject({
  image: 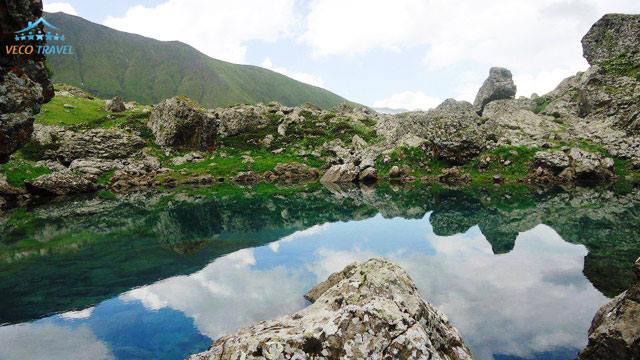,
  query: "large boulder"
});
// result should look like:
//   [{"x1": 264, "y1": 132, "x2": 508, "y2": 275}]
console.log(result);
[
  {"x1": 32, "y1": 125, "x2": 145, "y2": 165},
  {"x1": 473, "y1": 67, "x2": 517, "y2": 114},
  {"x1": 148, "y1": 97, "x2": 218, "y2": 150},
  {"x1": 0, "y1": 0, "x2": 53, "y2": 163},
  {"x1": 530, "y1": 148, "x2": 615, "y2": 184},
  {"x1": 25, "y1": 172, "x2": 98, "y2": 196},
  {"x1": 578, "y1": 257, "x2": 640, "y2": 360},
  {"x1": 320, "y1": 163, "x2": 359, "y2": 183},
  {"x1": 582, "y1": 14, "x2": 640, "y2": 68},
  {"x1": 190, "y1": 258, "x2": 472, "y2": 360},
  {"x1": 105, "y1": 96, "x2": 126, "y2": 112}
]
